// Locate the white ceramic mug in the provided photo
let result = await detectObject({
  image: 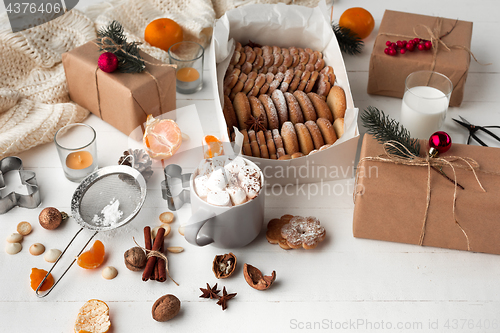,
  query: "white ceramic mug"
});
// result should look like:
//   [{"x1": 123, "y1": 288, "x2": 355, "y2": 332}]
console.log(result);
[{"x1": 184, "y1": 158, "x2": 265, "y2": 248}]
